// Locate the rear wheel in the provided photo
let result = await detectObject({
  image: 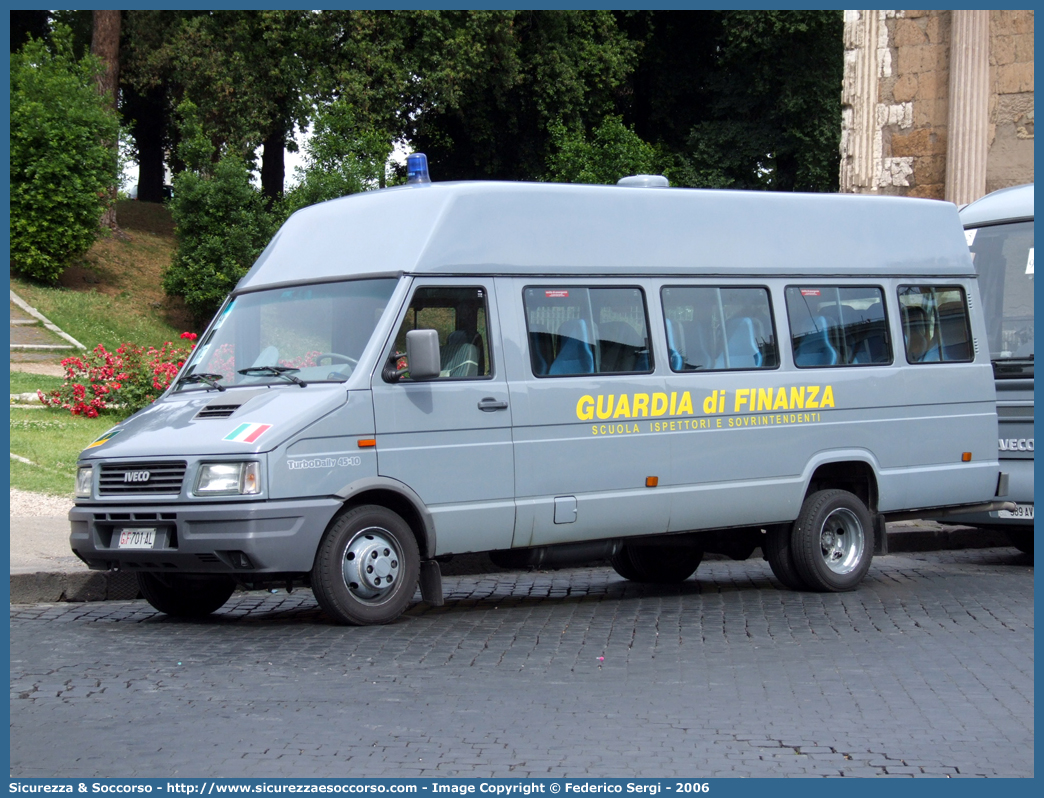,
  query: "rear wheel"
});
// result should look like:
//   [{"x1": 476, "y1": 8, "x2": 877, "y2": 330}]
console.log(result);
[
  {"x1": 791, "y1": 489, "x2": 874, "y2": 592},
  {"x1": 311, "y1": 504, "x2": 420, "y2": 625},
  {"x1": 610, "y1": 543, "x2": 703, "y2": 583},
  {"x1": 137, "y1": 573, "x2": 236, "y2": 617},
  {"x1": 763, "y1": 524, "x2": 808, "y2": 590}
]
